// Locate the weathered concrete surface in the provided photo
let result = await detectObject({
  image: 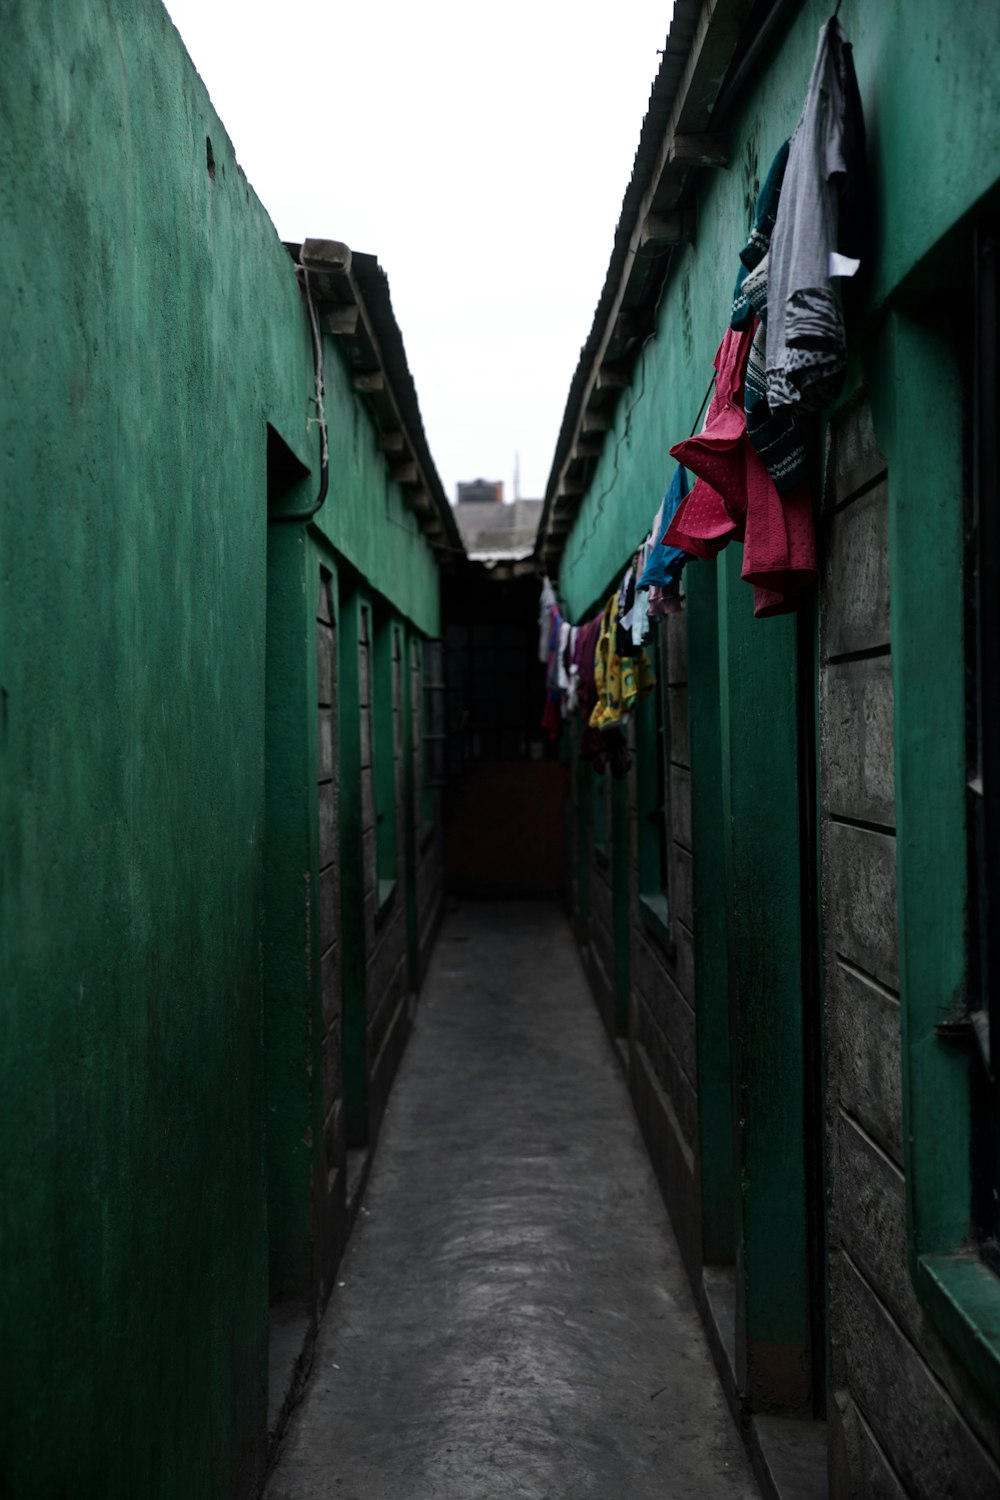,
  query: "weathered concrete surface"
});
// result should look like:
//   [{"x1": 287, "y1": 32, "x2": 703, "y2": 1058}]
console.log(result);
[{"x1": 268, "y1": 900, "x2": 758, "y2": 1500}]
